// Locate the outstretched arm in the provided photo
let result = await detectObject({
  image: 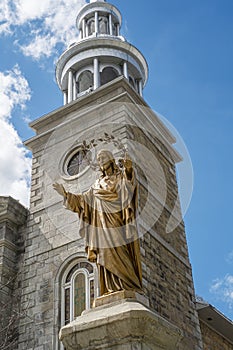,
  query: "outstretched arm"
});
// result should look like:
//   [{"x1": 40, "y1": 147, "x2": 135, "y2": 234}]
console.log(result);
[
  {"x1": 53, "y1": 182, "x2": 85, "y2": 214},
  {"x1": 122, "y1": 153, "x2": 133, "y2": 179},
  {"x1": 53, "y1": 182, "x2": 67, "y2": 198}
]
